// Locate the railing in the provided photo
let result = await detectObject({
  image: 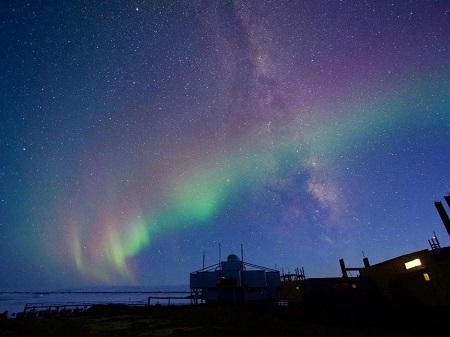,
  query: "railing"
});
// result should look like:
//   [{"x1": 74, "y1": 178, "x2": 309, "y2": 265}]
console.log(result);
[
  {"x1": 21, "y1": 300, "x2": 148, "y2": 317},
  {"x1": 147, "y1": 295, "x2": 192, "y2": 306}
]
